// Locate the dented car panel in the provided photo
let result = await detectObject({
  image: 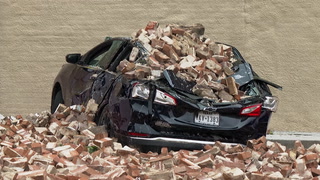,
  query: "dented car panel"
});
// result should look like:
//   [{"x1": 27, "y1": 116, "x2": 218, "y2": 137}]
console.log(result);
[
  {"x1": 107, "y1": 79, "x2": 272, "y2": 146},
  {"x1": 52, "y1": 23, "x2": 281, "y2": 150}
]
